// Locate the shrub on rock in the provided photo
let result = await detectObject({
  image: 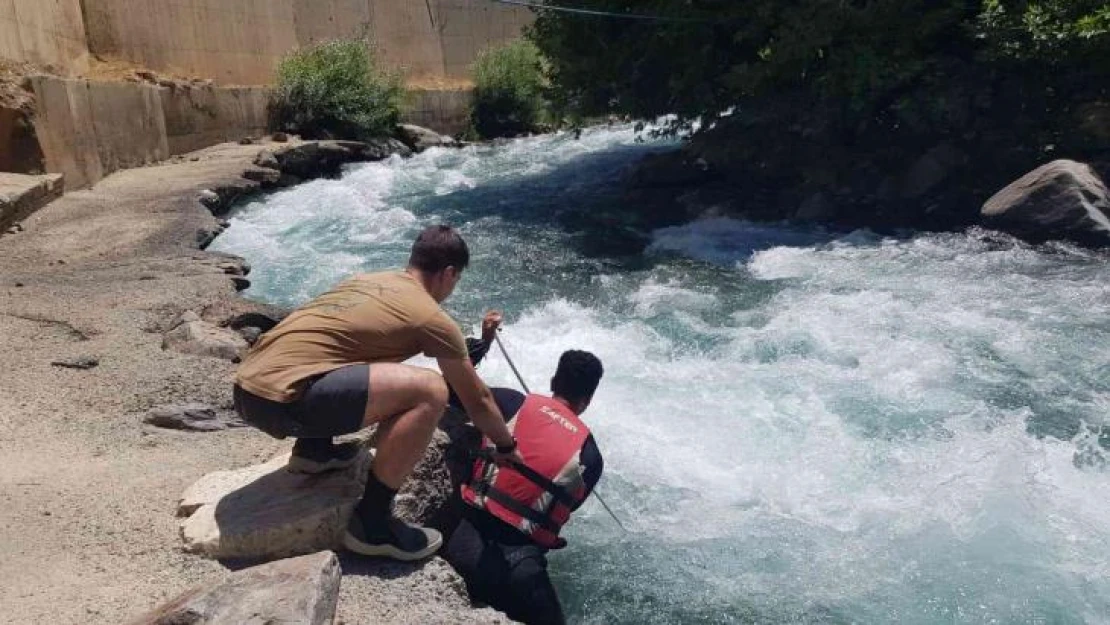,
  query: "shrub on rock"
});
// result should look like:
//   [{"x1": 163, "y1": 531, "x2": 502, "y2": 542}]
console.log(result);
[
  {"x1": 470, "y1": 40, "x2": 547, "y2": 139},
  {"x1": 270, "y1": 39, "x2": 404, "y2": 142}
]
